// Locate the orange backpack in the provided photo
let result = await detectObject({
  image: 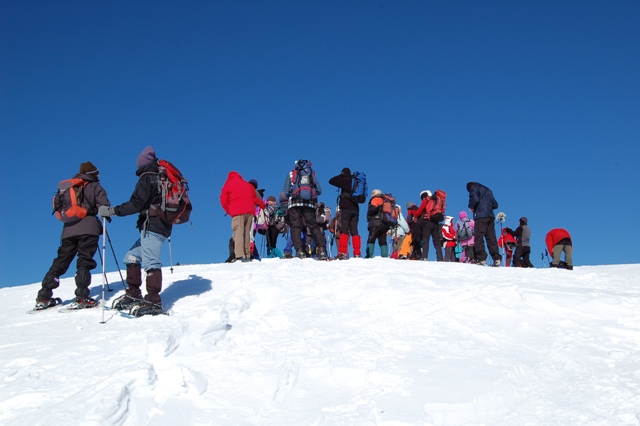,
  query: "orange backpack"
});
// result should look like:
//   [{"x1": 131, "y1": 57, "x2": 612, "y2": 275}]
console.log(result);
[{"x1": 52, "y1": 178, "x2": 88, "y2": 223}]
